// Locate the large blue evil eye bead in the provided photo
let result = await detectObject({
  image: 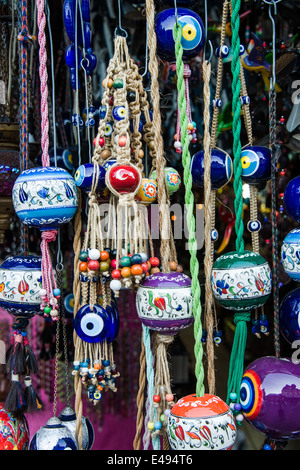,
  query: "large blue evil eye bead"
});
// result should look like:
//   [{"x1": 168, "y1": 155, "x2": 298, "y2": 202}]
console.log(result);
[
  {"x1": 74, "y1": 304, "x2": 112, "y2": 343},
  {"x1": 74, "y1": 163, "x2": 106, "y2": 193},
  {"x1": 191, "y1": 148, "x2": 232, "y2": 190},
  {"x1": 240, "y1": 146, "x2": 271, "y2": 184},
  {"x1": 155, "y1": 8, "x2": 205, "y2": 62},
  {"x1": 112, "y1": 106, "x2": 127, "y2": 121},
  {"x1": 284, "y1": 176, "x2": 300, "y2": 223}
]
